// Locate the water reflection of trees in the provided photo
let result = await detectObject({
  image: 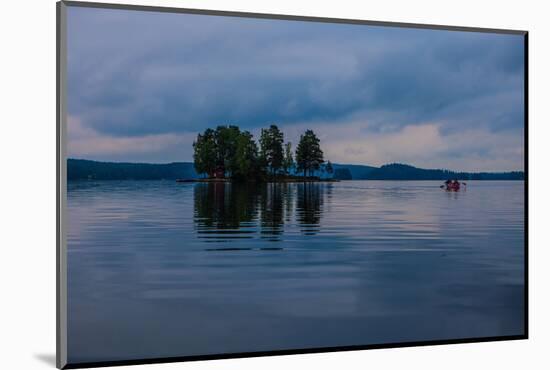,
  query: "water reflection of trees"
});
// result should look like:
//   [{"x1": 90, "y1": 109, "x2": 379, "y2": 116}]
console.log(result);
[
  {"x1": 193, "y1": 183, "x2": 260, "y2": 235},
  {"x1": 193, "y1": 182, "x2": 331, "y2": 240},
  {"x1": 296, "y1": 183, "x2": 327, "y2": 235},
  {"x1": 258, "y1": 183, "x2": 289, "y2": 240}
]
